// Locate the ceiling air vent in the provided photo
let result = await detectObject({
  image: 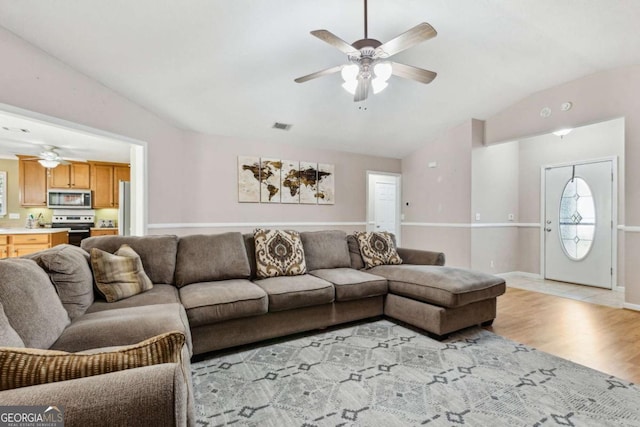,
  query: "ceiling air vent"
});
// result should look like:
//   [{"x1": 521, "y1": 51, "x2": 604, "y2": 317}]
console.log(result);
[{"x1": 272, "y1": 122, "x2": 292, "y2": 131}]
